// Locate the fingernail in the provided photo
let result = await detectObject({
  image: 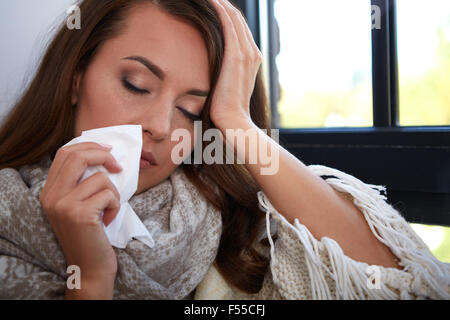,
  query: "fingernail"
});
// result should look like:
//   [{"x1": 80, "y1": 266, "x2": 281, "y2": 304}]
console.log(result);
[
  {"x1": 99, "y1": 143, "x2": 113, "y2": 149},
  {"x1": 116, "y1": 162, "x2": 123, "y2": 170}
]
